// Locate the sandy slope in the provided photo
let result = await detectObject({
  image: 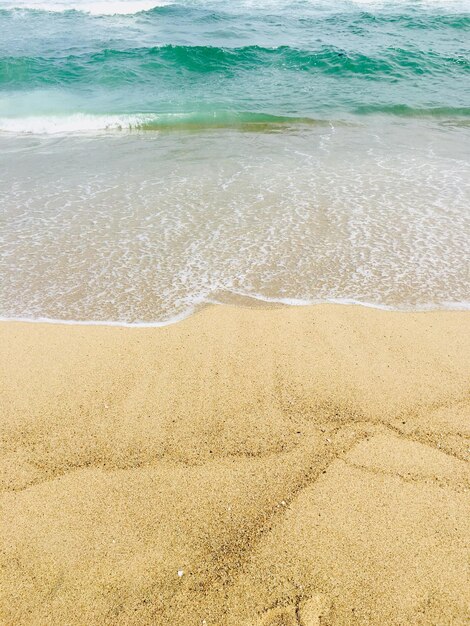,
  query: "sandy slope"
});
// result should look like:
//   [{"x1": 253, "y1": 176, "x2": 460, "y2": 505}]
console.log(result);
[{"x1": 1, "y1": 304, "x2": 469, "y2": 625}]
